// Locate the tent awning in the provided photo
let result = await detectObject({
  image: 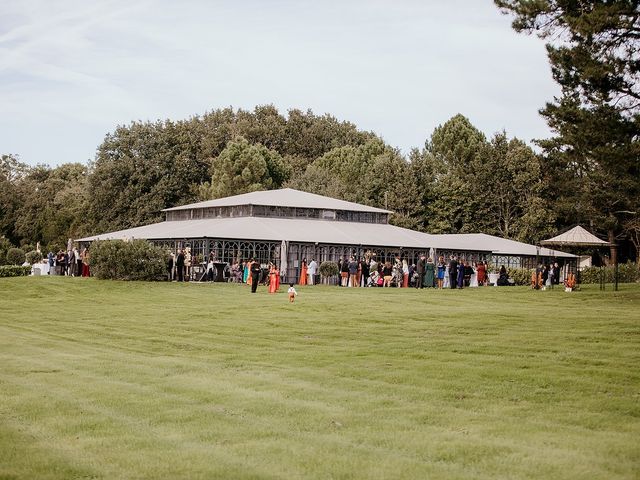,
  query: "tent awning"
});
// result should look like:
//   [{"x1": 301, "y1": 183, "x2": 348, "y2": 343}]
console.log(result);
[{"x1": 540, "y1": 226, "x2": 611, "y2": 247}]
